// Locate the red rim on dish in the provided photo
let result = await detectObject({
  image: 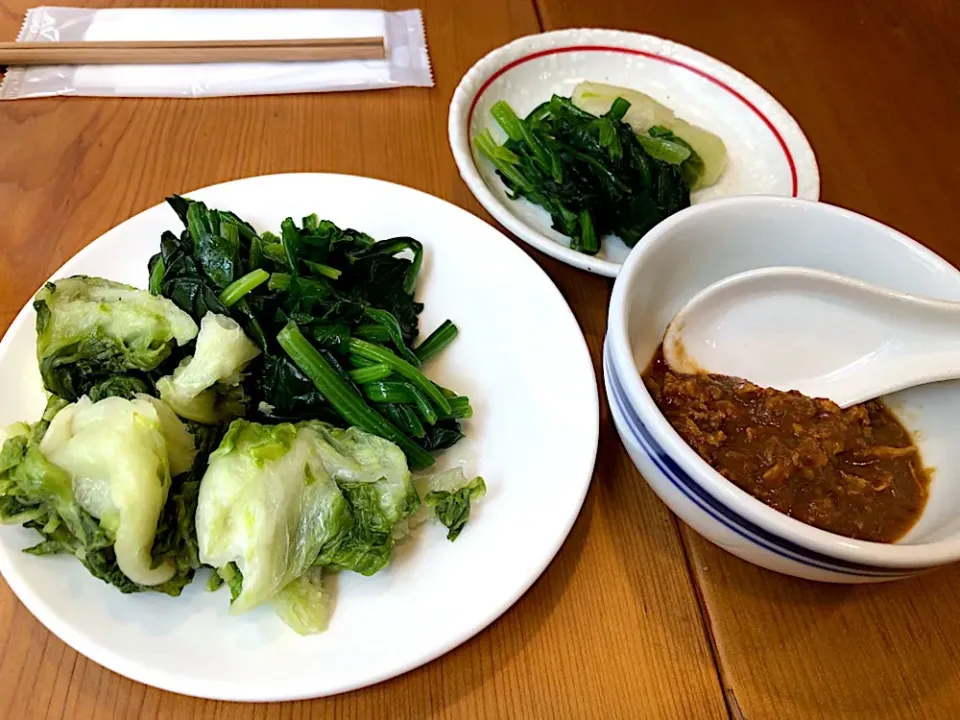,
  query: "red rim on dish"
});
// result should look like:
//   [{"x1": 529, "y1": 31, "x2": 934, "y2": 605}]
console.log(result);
[{"x1": 466, "y1": 45, "x2": 799, "y2": 198}]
